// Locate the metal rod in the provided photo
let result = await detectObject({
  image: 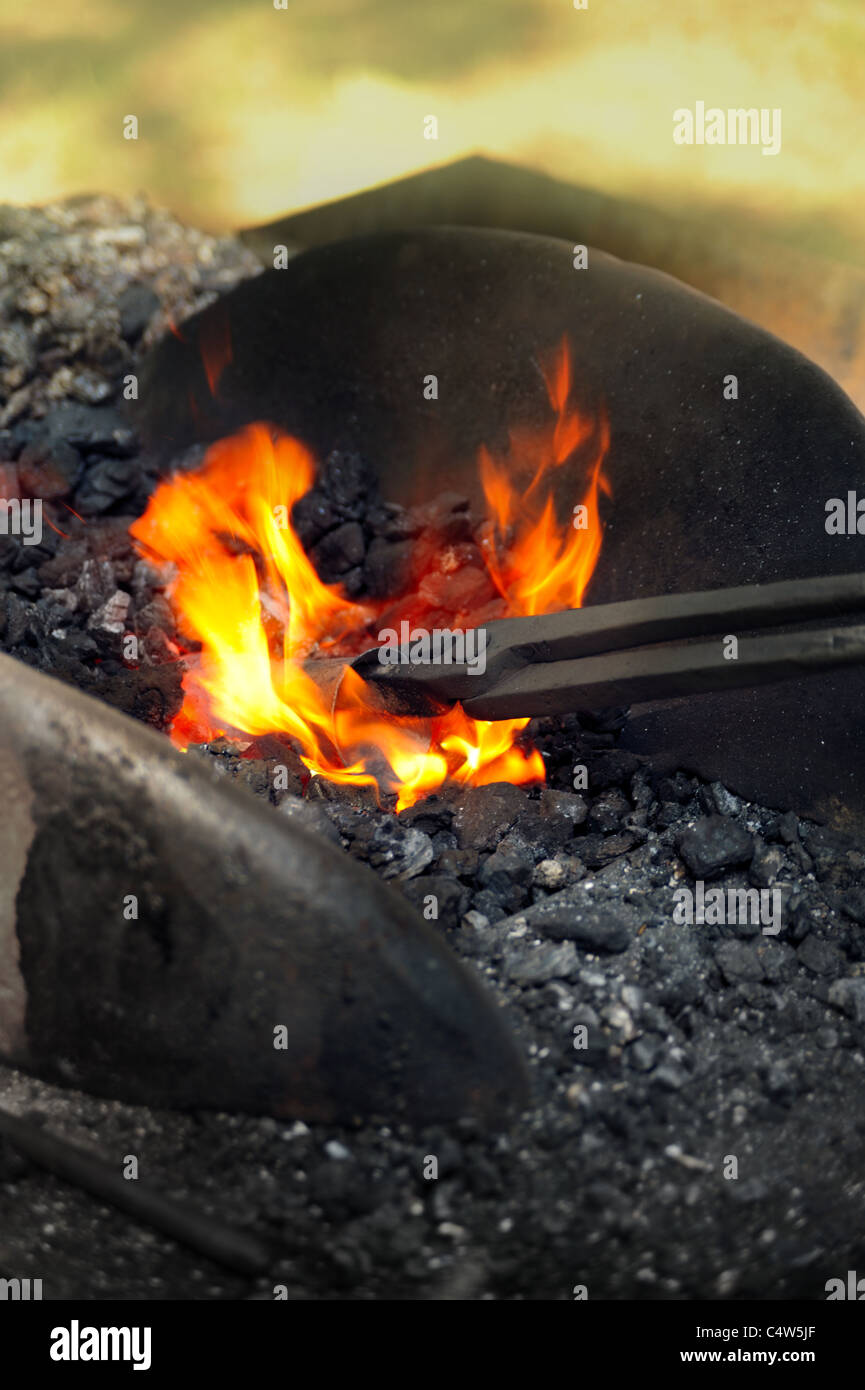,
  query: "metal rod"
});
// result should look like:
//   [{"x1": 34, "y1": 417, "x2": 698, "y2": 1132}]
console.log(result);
[
  {"x1": 0, "y1": 1105, "x2": 271, "y2": 1277},
  {"x1": 483, "y1": 570, "x2": 865, "y2": 666},
  {"x1": 459, "y1": 623, "x2": 865, "y2": 720},
  {"x1": 353, "y1": 572, "x2": 865, "y2": 714}
]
